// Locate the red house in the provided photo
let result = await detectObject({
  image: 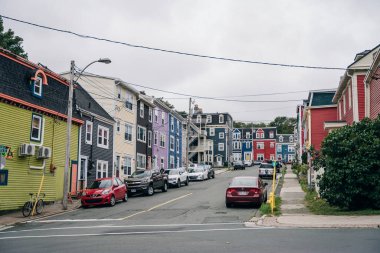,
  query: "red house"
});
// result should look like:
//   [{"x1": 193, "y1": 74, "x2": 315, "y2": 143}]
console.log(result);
[
  {"x1": 364, "y1": 48, "x2": 380, "y2": 119},
  {"x1": 332, "y1": 45, "x2": 380, "y2": 125},
  {"x1": 252, "y1": 127, "x2": 277, "y2": 161}
]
